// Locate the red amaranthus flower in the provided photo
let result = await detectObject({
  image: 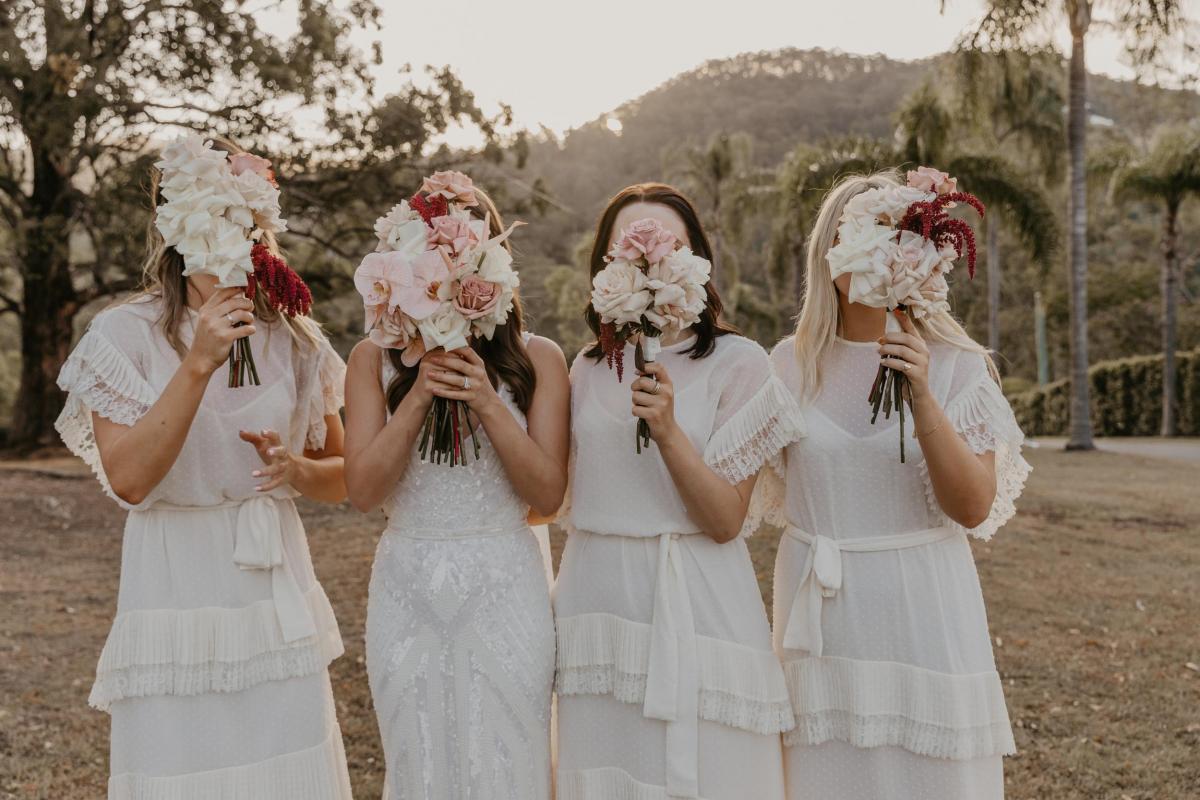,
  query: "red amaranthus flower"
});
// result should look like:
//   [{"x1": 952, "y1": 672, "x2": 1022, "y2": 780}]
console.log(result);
[
  {"x1": 409, "y1": 192, "x2": 449, "y2": 226},
  {"x1": 897, "y1": 192, "x2": 986, "y2": 277},
  {"x1": 247, "y1": 243, "x2": 313, "y2": 317},
  {"x1": 599, "y1": 322, "x2": 626, "y2": 382}
]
